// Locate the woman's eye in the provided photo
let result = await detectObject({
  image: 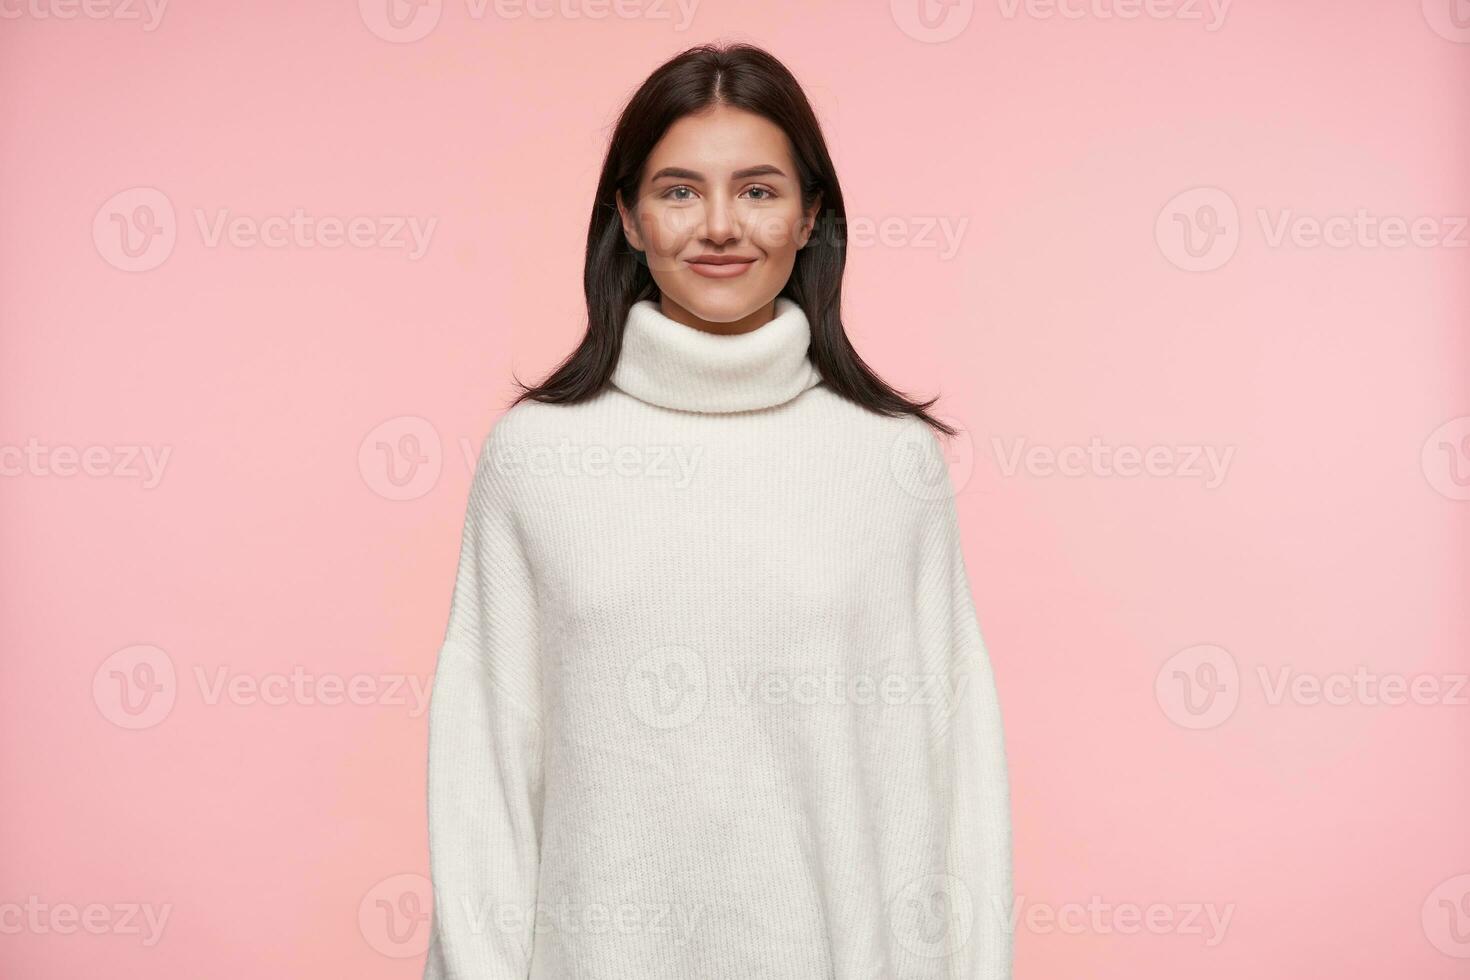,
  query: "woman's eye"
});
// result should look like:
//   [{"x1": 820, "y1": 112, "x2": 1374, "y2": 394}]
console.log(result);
[{"x1": 661, "y1": 185, "x2": 775, "y2": 202}]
